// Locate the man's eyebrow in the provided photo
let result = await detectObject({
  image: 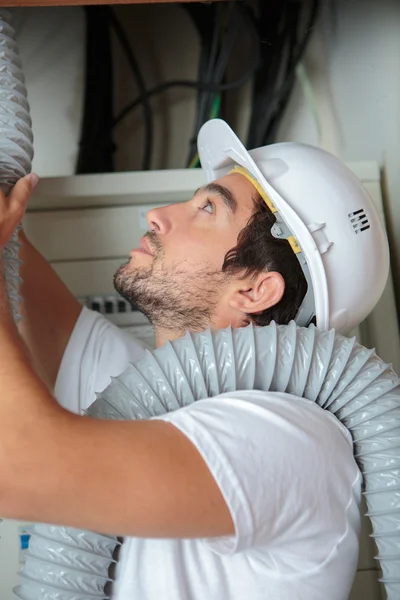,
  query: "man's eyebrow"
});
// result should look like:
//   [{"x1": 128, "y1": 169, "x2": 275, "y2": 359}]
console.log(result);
[{"x1": 194, "y1": 183, "x2": 238, "y2": 215}]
